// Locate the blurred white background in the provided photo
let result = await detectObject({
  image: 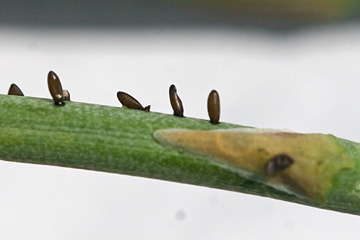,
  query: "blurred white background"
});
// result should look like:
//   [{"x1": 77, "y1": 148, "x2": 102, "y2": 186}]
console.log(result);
[{"x1": 1, "y1": 24, "x2": 360, "y2": 239}]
